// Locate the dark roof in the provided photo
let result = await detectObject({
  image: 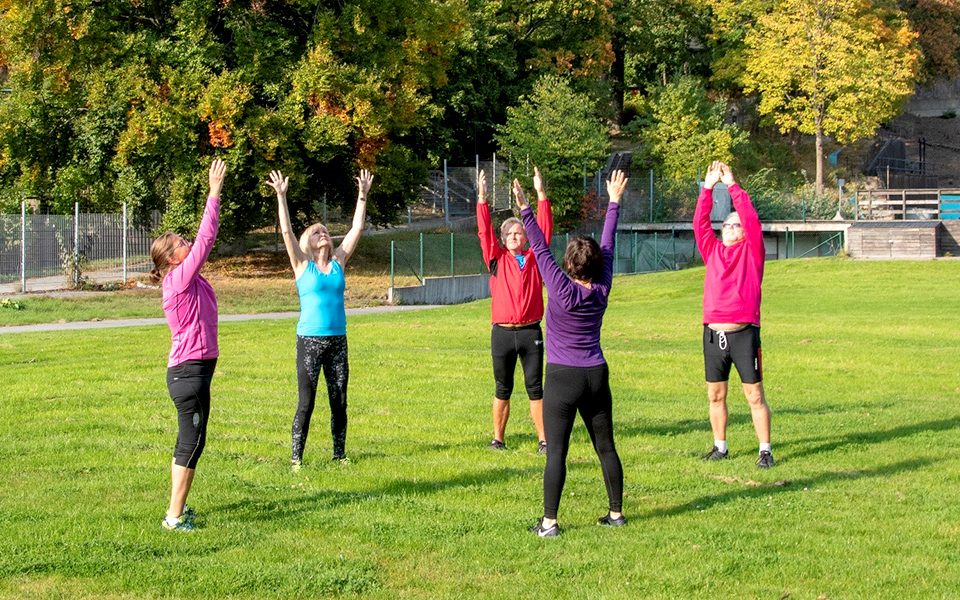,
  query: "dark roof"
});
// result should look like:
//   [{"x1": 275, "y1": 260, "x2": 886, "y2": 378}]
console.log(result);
[{"x1": 849, "y1": 221, "x2": 940, "y2": 229}]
